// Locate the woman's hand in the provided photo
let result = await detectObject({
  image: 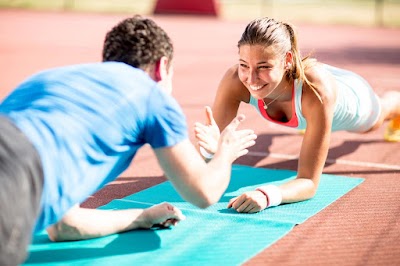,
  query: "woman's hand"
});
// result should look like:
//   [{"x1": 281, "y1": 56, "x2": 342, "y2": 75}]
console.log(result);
[
  {"x1": 227, "y1": 191, "x2": 268, "y2": 213},
  {"x1": 194, "y1": 106, "x2": 221, "y2": 155}
]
